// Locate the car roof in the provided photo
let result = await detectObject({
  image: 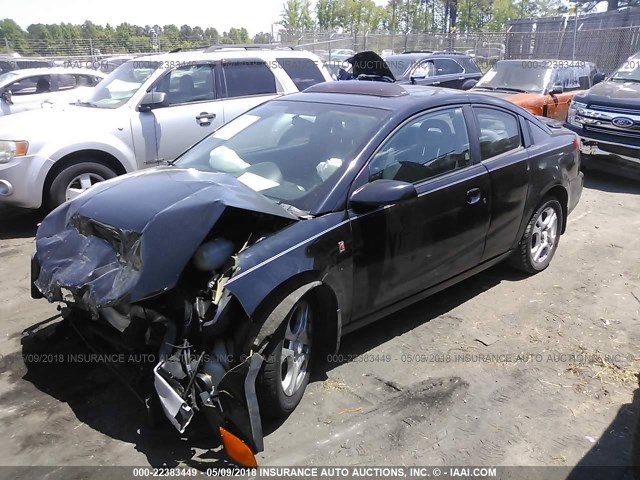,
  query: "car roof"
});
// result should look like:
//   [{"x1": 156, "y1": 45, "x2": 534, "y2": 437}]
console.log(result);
[
  {"x1": 385, "y1": 52, "x2": 473, "y2": 62},
  {"x1": 286, "y1": 81, "x2": 540, "y2": 120},
  {"x1": 133, "y1": 49, "x2": 324, "y2": 63},
  {"x1": 1, "y1": 67, "x2": 106, "y2": 77}
]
